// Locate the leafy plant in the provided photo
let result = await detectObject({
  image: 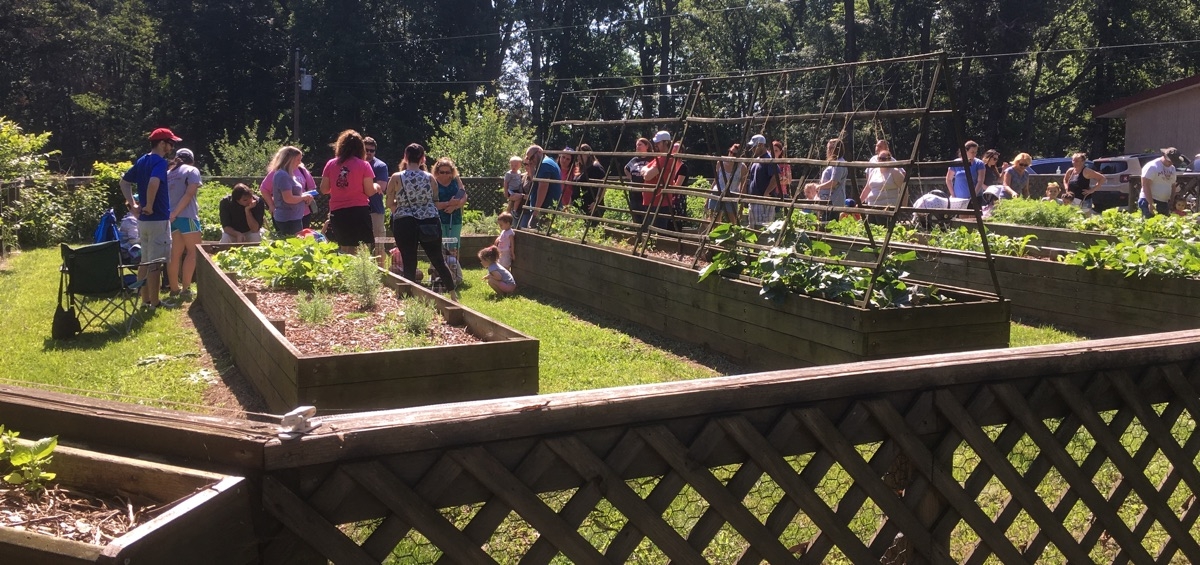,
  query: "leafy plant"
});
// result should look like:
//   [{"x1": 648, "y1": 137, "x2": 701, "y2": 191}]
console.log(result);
[
  {"x1": 211, "y1": 117, "x2": 303, "y2": 177},
  {"x1": 428, "y1": 95, "x2": 534, "y2": 177},
  {"x1": 700, "y1": 221, "x2": 944, "y2": 308},
  {"x1": 215, "y1": 238, "x2": 348, "y2": 291},
  {"x1": 462, "y1": 208, "x2": 499, "y2": 235},
  {"x1": 197, "y1": 182, "x2": 233, "y2": 241},
  {"x1": 1071, "y1": 208, "x2": 1200, "y2": 242},
  {"x1": 345, "y1": 245, "x2": 381, "y2": 309},
  {"x1": 401, "y1": 297, "x2": 438, "y2": 335},
  {"x1": 0, "y1": 426, "x2": 57, "y2": 493},
  {"x1": 989, "y1": 198, "x2": 1084, "y2": 228},
  {"x1": 4, "y1": 180, "x2": 110, "y2": 248},
  {"x1": 1062, "y1": 238, "x2": 1200, "y2": 279},
  {"x1": 296, "y1": 291, "x2": 333, "y2": 324}
]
